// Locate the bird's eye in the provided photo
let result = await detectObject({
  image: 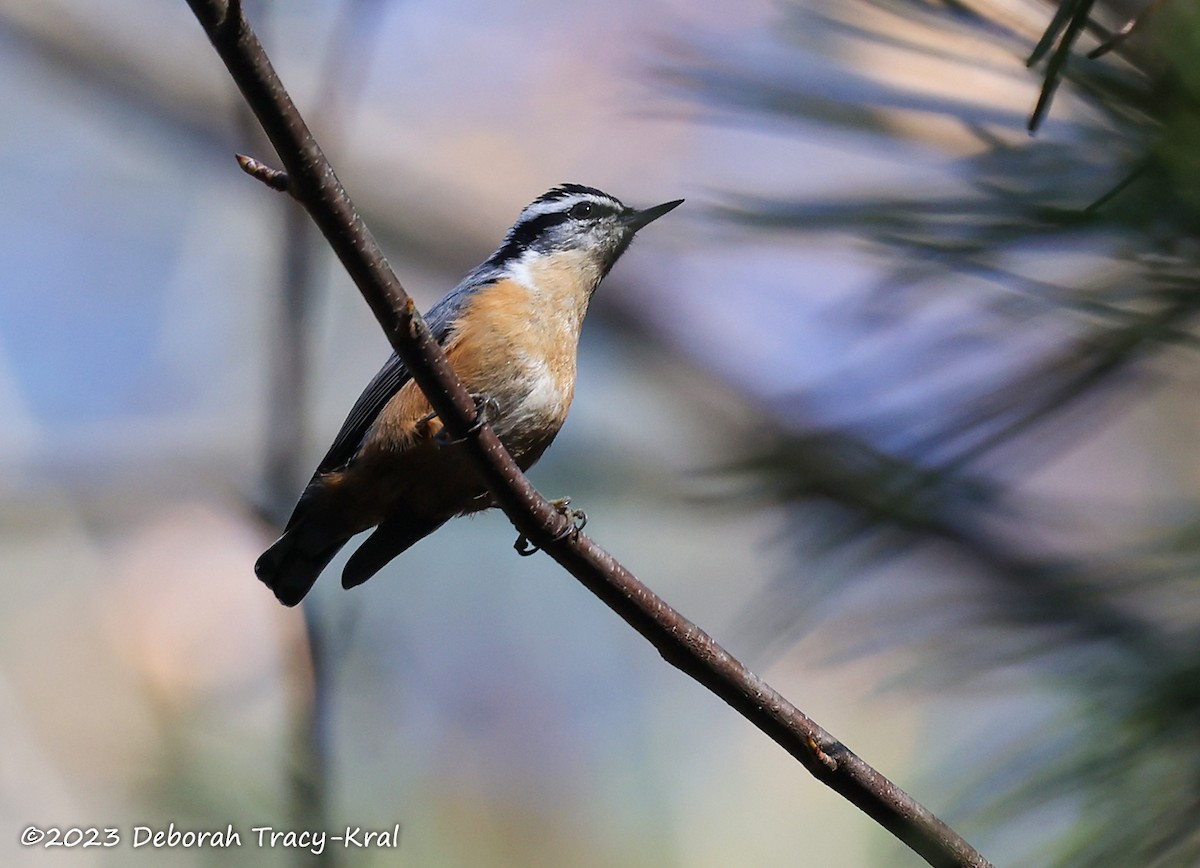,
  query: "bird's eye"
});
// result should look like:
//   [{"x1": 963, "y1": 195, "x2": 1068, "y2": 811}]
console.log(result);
[{"x1": 568, "y1": 202, "x2": 594, "y2": 220}]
